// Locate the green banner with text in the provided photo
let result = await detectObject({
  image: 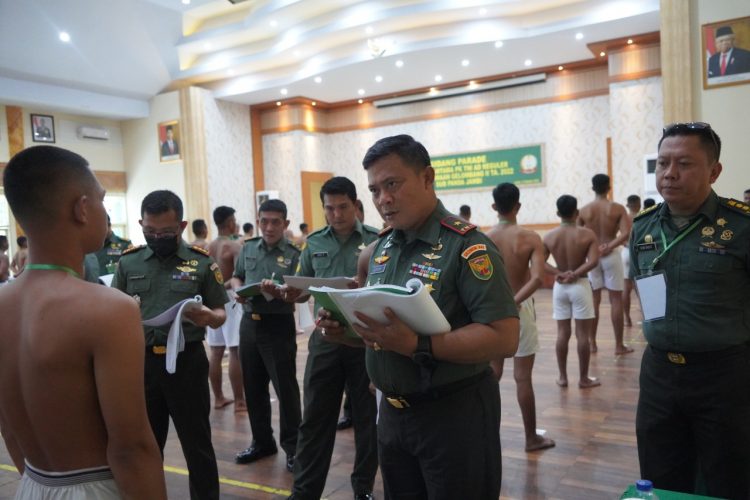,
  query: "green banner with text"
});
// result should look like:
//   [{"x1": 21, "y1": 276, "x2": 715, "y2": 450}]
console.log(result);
[{"x1": 432, "y1": 145, "x2": 543, "y2": 191}]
